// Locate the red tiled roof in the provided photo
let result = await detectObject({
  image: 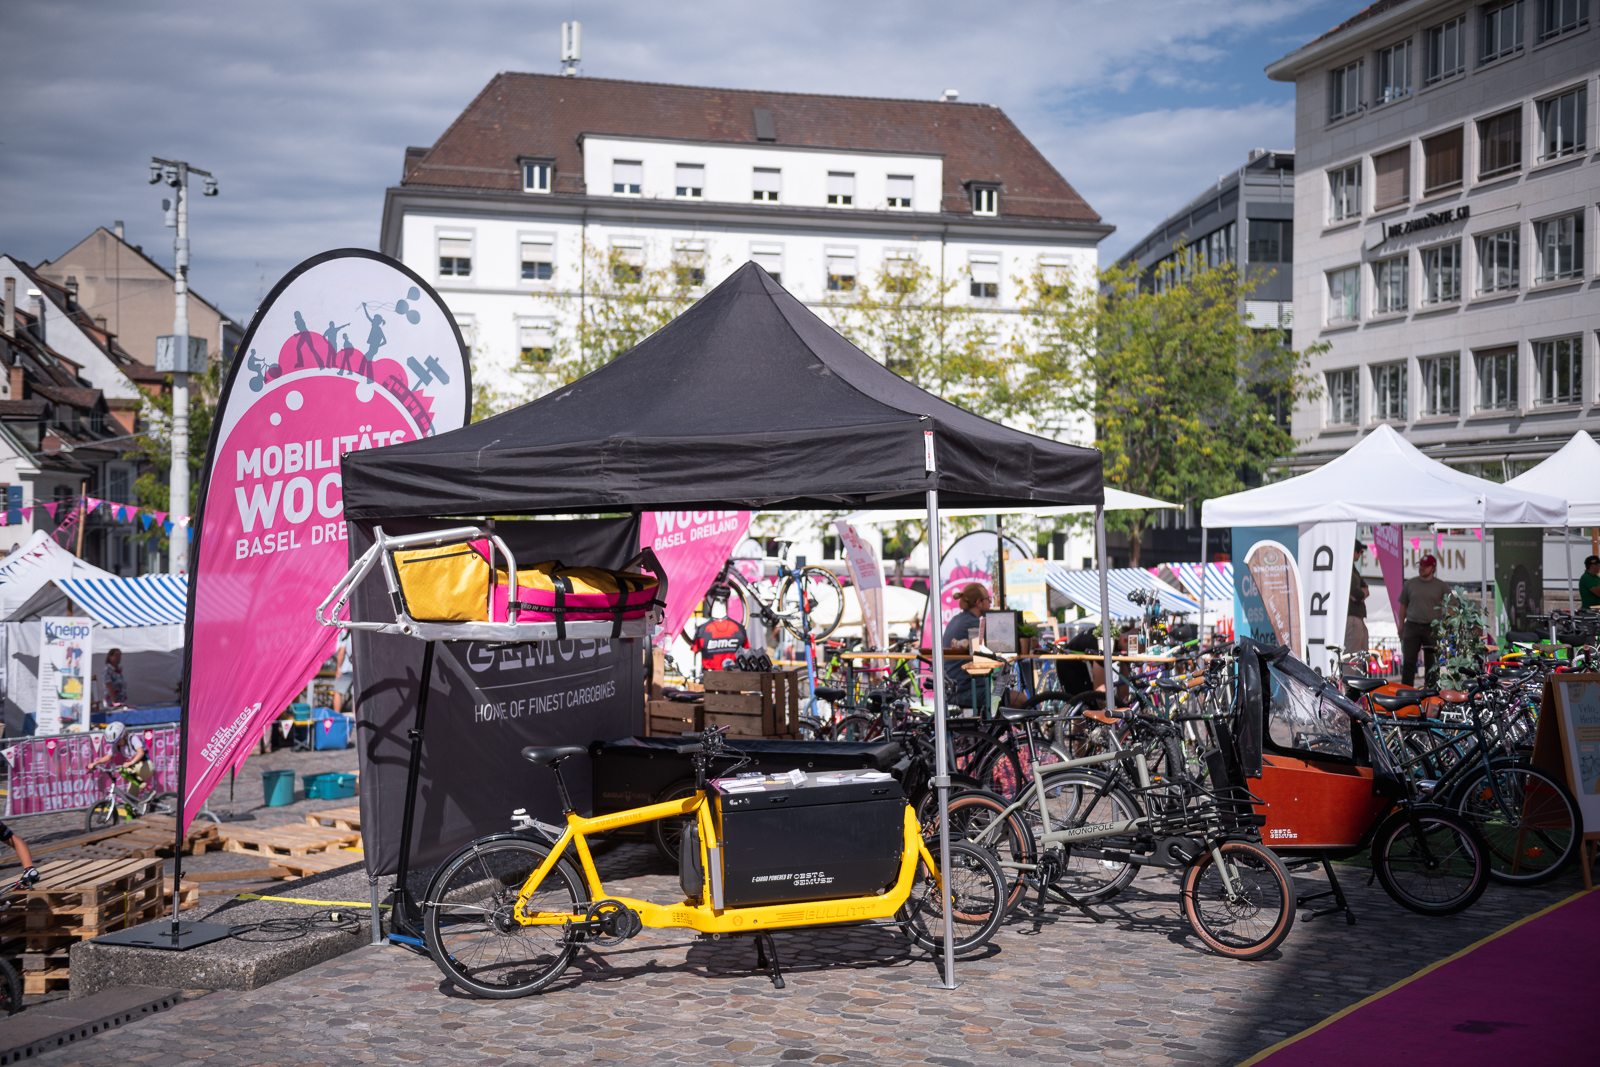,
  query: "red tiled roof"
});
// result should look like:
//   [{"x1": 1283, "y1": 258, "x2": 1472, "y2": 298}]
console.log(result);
[{"x1": 404, "y1": 73, "x2": 1100, "y2": 223}]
